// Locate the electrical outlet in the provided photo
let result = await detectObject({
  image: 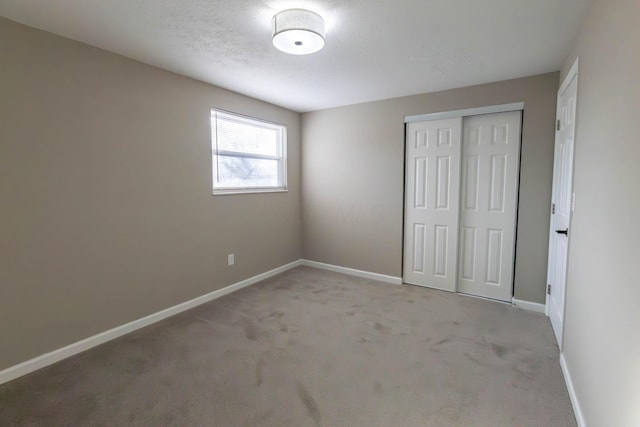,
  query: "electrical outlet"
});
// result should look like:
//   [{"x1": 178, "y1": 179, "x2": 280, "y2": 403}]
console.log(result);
[{"x1": 227, "y1": 253, "x2": 234, "y2": 266}]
